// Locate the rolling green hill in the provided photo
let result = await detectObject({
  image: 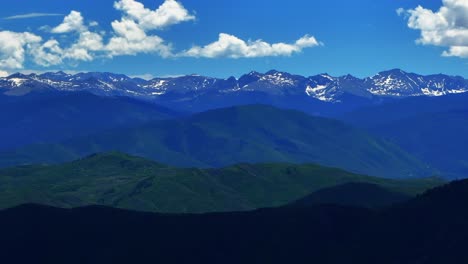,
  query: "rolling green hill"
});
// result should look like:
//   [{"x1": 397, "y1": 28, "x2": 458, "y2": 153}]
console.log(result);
[
  {"x1": 0, "y1": 152, "x2": 443, "y2": 213},
  {"x1": 0, "y1": 105, "x2": 433, "y2": 178}
]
